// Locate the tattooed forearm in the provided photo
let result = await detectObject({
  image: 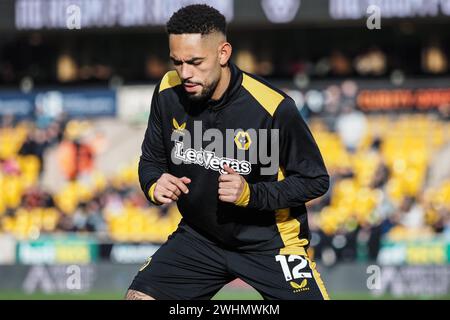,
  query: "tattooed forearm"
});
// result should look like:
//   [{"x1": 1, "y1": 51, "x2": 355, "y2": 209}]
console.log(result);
[{"x1": 125, "y1": 290, "x2": 155, "y2": 300}]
